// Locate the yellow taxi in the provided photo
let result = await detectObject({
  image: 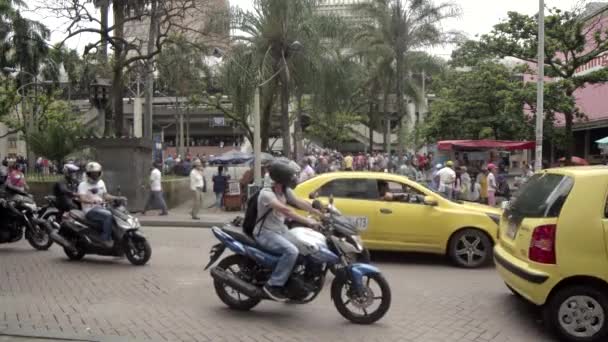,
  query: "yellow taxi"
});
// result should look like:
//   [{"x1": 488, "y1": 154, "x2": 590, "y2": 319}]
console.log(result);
[
  {"x1": 494, "y1": 167, "x2": 608, "y2": 342},
  {"x1": 294, "y1": 172, "x2": 501, "y2": 268}
]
